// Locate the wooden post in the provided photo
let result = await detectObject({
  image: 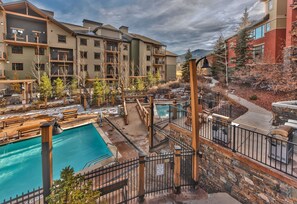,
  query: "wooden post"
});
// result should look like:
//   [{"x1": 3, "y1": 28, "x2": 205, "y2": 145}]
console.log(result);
[
  {"x1": 173, "y1": 99, "x2": 177, "y2": 120},
  {"x1": 189, "y1": 59, "x2": 200, "y2": 184},
  {"x1": 41, "y1": 122, "x2": 53, "y2": 202},
  {"x1": 174, "y1": 145, "x2": 181, "y2": 194},
  {"x1": 138, "y1": 153, "x2": 145, "y2": 202},
  {"x1": 83, "y1": 94, "x2": 87, "y2": 111},
  {"x1": 149, "y1": 95, "x2": 154, "y2": 150},
  {"x1": 25, "y1": 82, "x2": 29, "y2": 104}
]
